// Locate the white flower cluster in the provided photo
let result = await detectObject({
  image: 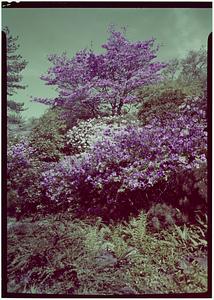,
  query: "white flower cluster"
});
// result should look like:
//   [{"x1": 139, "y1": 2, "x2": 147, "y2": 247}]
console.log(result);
[{"x1": 66, "y1": 115, "x2": 139, "y2": 154}]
